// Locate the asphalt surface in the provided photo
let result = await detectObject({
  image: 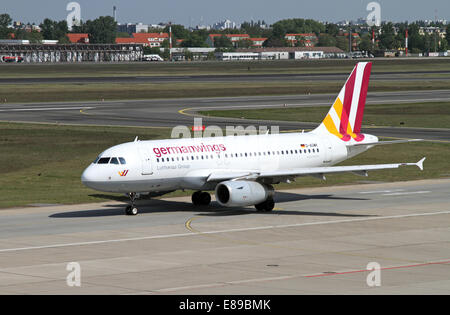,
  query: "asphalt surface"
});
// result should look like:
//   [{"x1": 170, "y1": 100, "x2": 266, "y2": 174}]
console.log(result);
[
  {"x1": 0, "y1": 179, "x2": 449, "y2": 294},
  {"x1": 1, "y1": 70, "x2": 450, "y2": 84},
  {"x1": 1, "y1": 89, "x2": 450, "y2": 141}
]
